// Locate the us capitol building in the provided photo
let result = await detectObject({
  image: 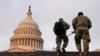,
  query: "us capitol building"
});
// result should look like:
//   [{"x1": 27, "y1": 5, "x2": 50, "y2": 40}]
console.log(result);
[{"x1": 5, "y1": 6, "x2": 44, "y2": 52}]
